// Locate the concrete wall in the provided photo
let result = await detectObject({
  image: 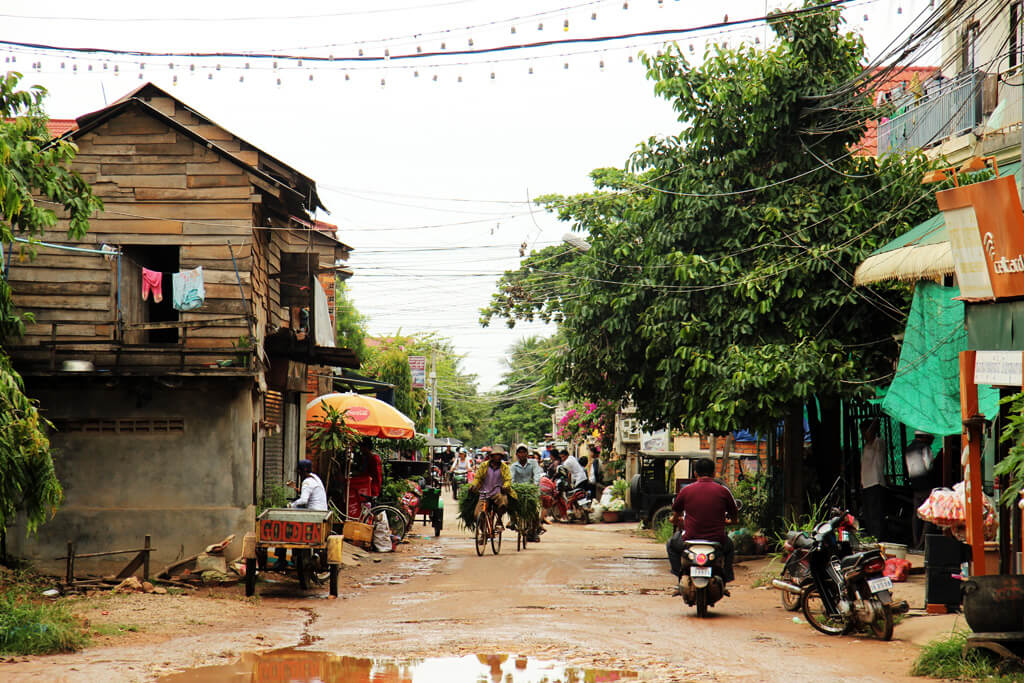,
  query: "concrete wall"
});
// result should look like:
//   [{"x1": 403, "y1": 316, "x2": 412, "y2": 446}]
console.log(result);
[{"x1": 10, "y1": 377, "x2": 256, "y2": 575}]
